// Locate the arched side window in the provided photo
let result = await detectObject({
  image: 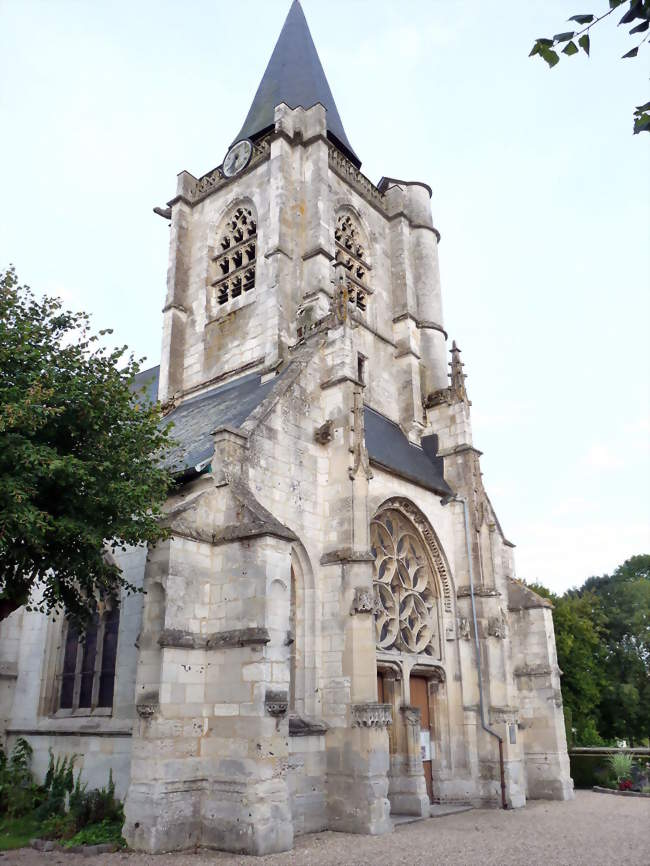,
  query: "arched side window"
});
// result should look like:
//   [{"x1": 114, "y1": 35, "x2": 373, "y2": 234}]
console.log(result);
[
  {"x1": 334, "y1": 211, "x2": 370, "y2": 313},
  {"x1": 370, "y1": 507, "x2": 440, "y2": 657},
  {"x1": 58, "y1": 603, "x2": 120, "y2": 713},
  {"x1": 209, "y1": 205, "x2": 257, "y2": 313}
]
